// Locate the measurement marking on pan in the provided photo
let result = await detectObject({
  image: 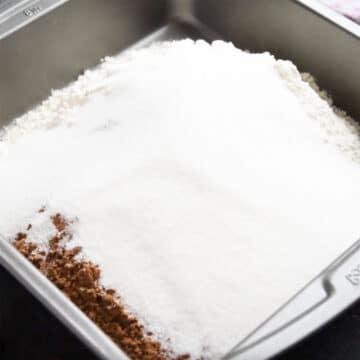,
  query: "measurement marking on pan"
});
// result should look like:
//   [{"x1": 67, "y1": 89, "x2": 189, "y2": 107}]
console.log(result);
[
  {"x1": 345, "y1": 264, "x2": 360, "y2": 286},
  {"x1": 23, "y1": 5, "x2": 42, "y2": 17}
]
